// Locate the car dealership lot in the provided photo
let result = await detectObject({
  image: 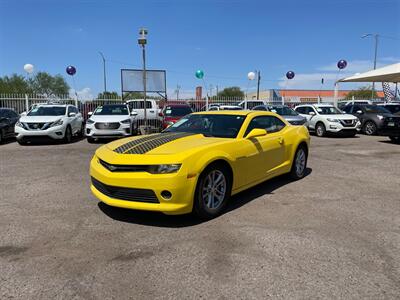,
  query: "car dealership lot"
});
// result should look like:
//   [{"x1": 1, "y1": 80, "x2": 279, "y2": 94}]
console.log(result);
[{"x1": 1, "y1": 136, "x2": 400, "y2": 299}]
